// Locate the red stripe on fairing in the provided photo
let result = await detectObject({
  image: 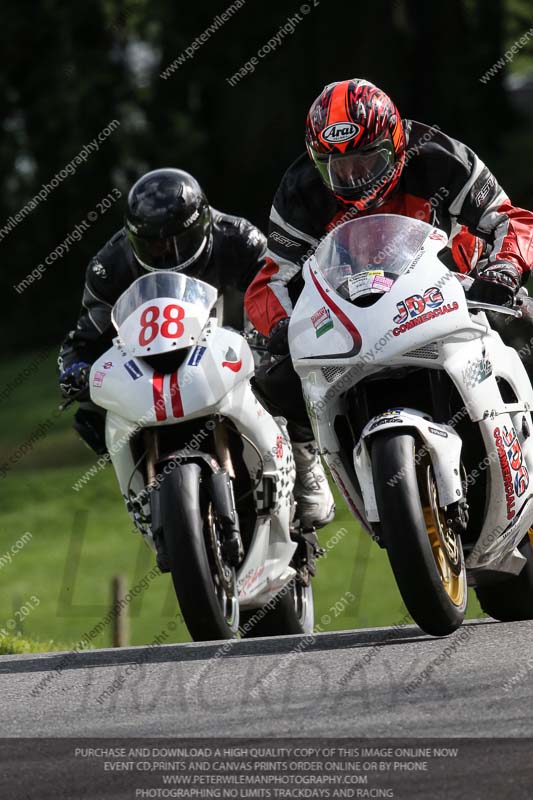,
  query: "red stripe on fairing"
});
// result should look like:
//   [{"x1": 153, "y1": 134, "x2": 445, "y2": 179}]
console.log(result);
[
  {"x1": 169, "y1": 371, "x2": 184, "y2": 418},
  {"x1": 152, "y1": 372, "x2": 166, "y2": 421},
  {"x1": 310, "y1": 269, "x2": 362, "y2": 355}
]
